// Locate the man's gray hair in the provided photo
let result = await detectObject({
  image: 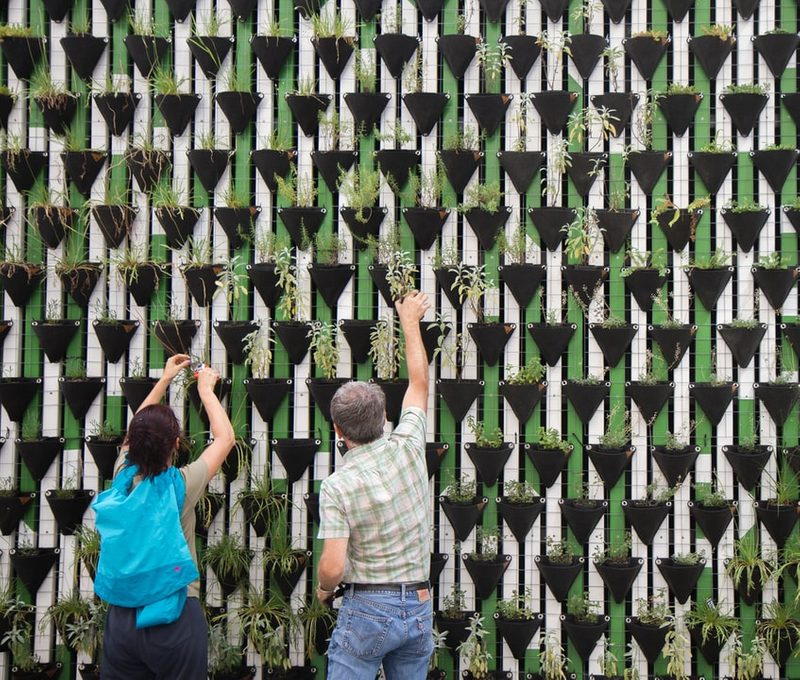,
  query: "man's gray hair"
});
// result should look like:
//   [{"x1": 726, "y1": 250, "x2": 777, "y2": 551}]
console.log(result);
[{"x1": 330, "y1": 381, "x2": 386, "y2": 444}]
